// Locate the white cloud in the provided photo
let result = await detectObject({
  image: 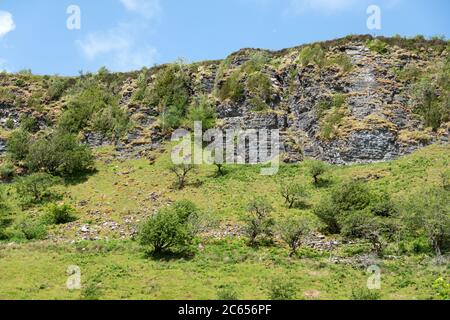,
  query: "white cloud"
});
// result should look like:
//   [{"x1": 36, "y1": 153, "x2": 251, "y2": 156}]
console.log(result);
[
  {"x1": 0, "y1": 11, "x2": 16, "y2": 38},
  {"x1": 289, "y1": 0, "x2": 357, "y2": 14},
  {"x1": 76, "y1": 0, "x2": 162, "y2": 71},
  {"x1": 120, "y1": 0, "x2": 161, "y2": 19},
  {"x1": 77, "y1": 24, "x2": 158, "y2": 71}
]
